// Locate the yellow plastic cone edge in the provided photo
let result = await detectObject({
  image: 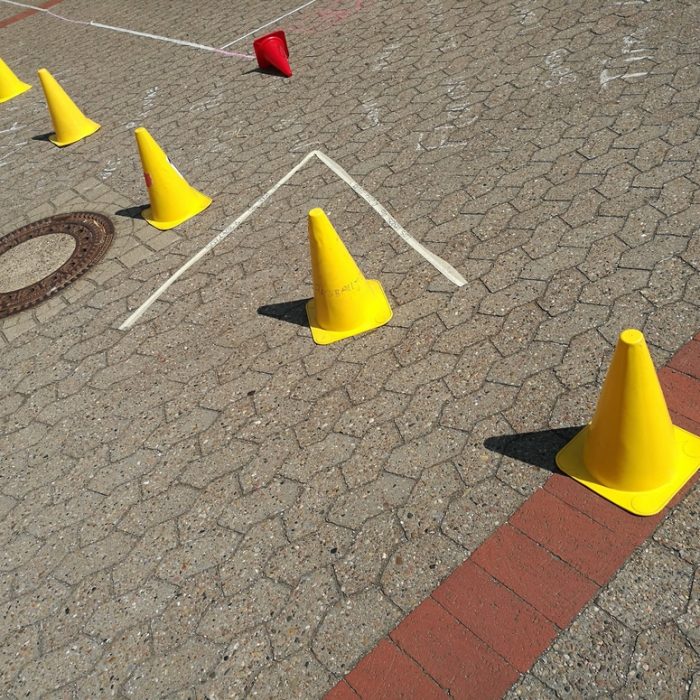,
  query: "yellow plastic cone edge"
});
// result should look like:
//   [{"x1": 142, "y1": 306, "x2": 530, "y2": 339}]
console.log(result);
[
  {"x1": 305, "y1": 208, "x2": 392, "y2": 345},
  {"x1": 0, "y1": 58, "x2": 31, "y2": 104},
  {"x1": 37, "y1": 68, "x2": 100, "y2": 147},
  {"x1": 306, "y1": 277, "x2": 392, "y2": 345},
  {"x1": 134, "y1": 127, "x2": 212, "y2": 230},
  {"x1": 556, "y1": 329, "x2": 700, "y2": 515}
]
